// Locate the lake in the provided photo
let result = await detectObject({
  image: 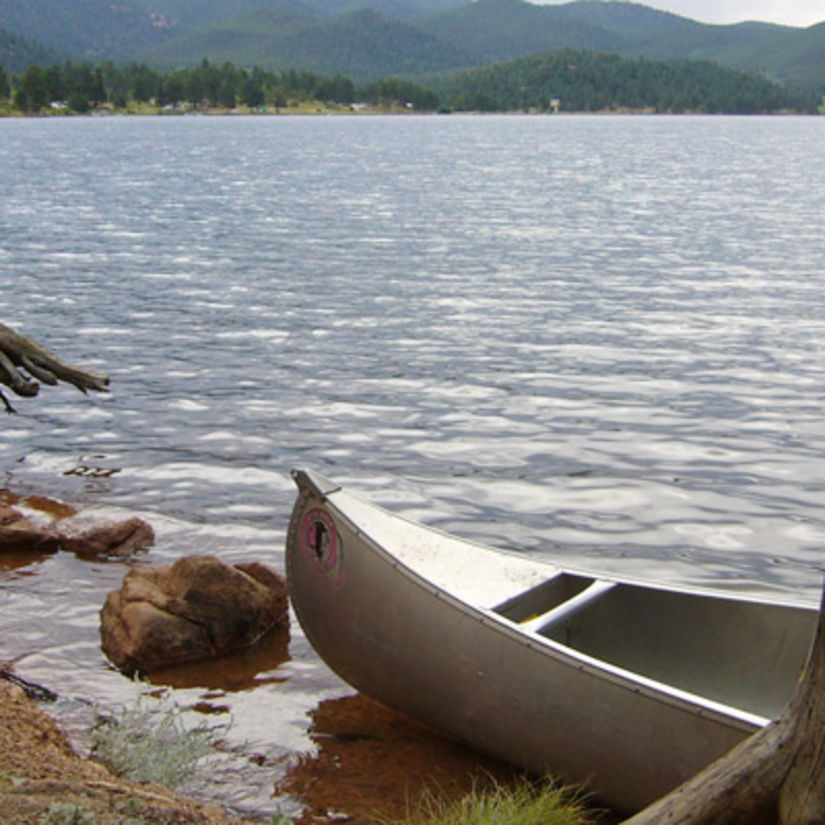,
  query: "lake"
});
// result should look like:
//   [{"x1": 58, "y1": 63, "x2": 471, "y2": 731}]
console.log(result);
[{"x1": 2, "y1": 112, "x2": 825, "y2": 816}]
